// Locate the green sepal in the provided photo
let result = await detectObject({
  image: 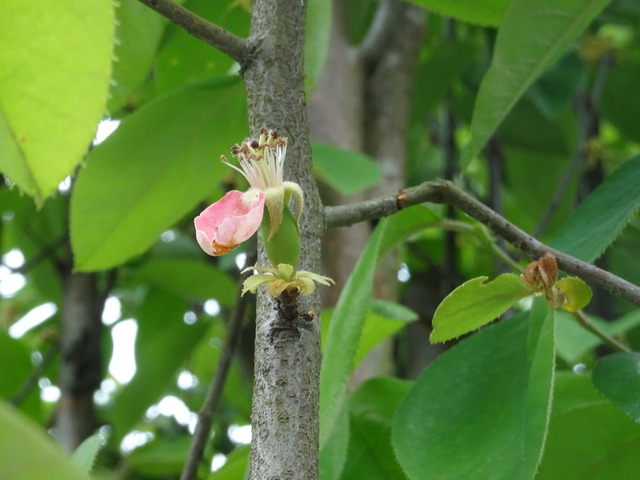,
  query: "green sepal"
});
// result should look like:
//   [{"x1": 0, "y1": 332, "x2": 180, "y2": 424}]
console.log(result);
[
  {"x1": 260, "y1": 204, "x2": 300, "y2": 269},
  {"x1": 242, "y1": 274, "x2": 275, "y2": 296}
]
